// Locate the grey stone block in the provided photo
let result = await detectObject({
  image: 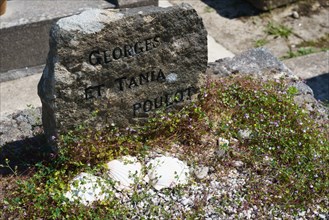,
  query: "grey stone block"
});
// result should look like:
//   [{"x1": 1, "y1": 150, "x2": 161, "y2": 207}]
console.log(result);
[
  {"x1": 0, "y1": 20, "x2": 53, "y2": 73},
  {"x1": 38, "y1": 4, "x2": 207, "y2": 148}
]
